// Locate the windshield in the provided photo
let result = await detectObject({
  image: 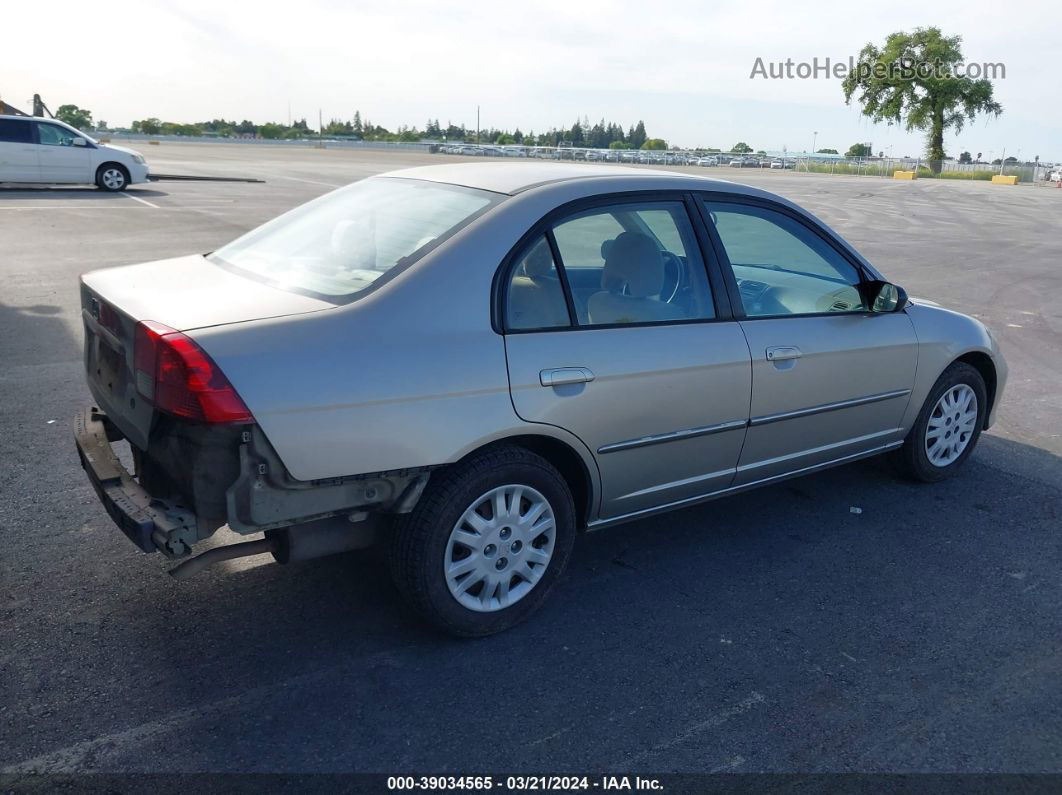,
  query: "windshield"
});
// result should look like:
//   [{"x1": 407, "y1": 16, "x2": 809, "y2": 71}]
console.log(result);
[{"x1": 209, "y1": 178, "x2": 499, "y2": 300}]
